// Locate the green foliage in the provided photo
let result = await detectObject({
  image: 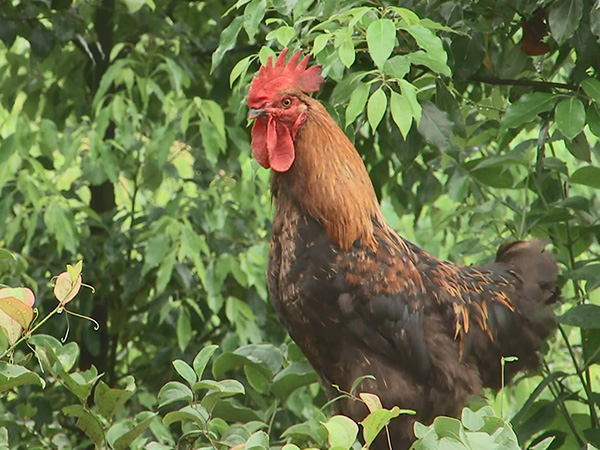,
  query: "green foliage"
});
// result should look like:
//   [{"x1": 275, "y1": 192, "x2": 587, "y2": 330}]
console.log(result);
[{"x1": 0, "y1": 0, "x2": 599, "y2": 449}]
